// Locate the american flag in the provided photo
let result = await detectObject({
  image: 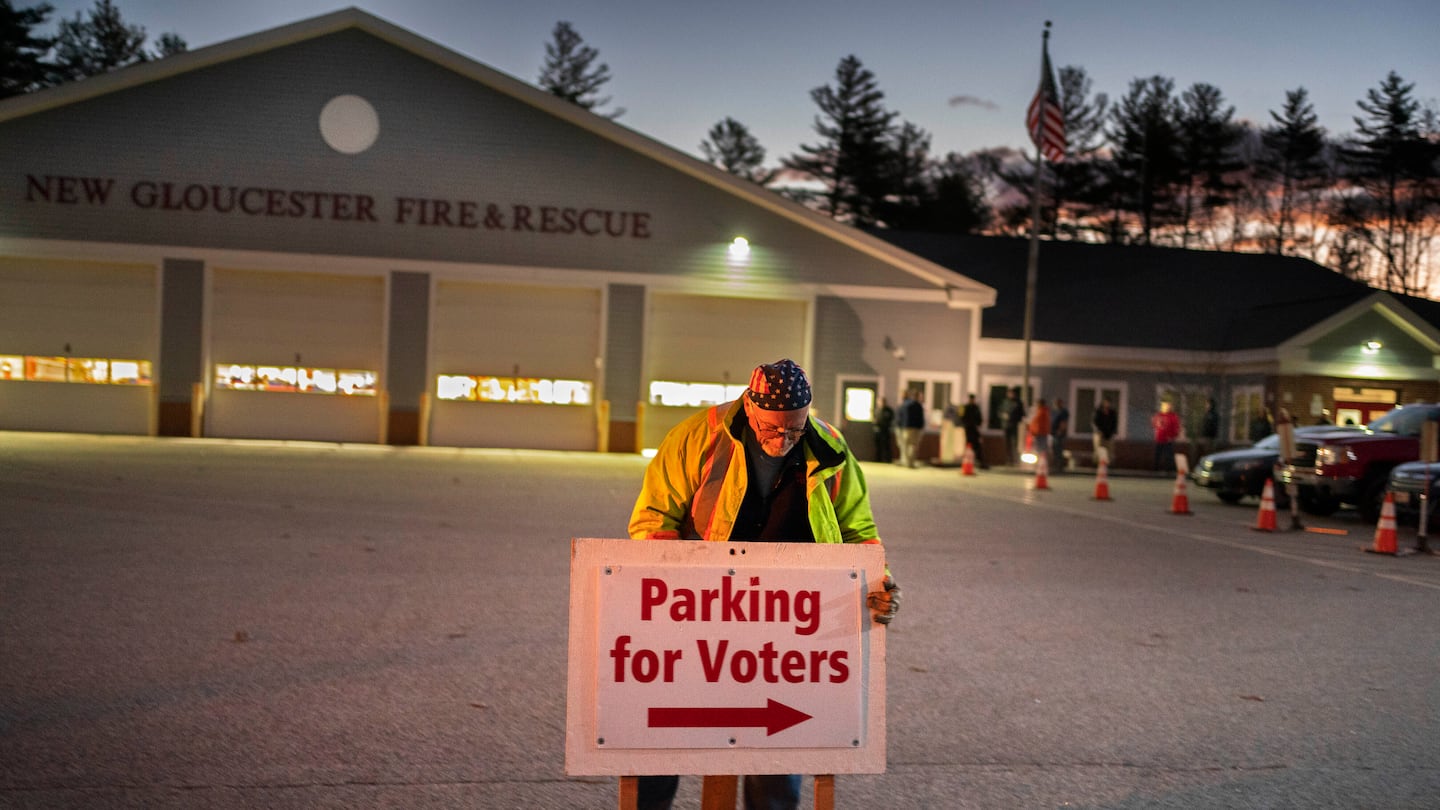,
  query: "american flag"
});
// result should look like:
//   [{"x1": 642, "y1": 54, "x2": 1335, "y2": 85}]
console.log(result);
[{"x1": 1025, "y1": 35, "x2": 1066, "y2": 163}]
